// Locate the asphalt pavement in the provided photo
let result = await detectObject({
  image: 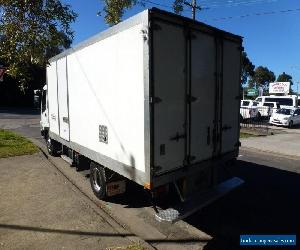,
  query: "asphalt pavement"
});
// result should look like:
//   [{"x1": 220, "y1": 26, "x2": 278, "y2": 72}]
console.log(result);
[{"x1": 1, "y1": 107, "x2": 300, "y2": 250}]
